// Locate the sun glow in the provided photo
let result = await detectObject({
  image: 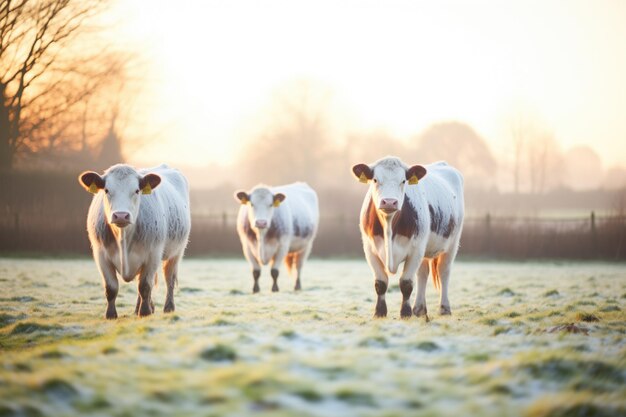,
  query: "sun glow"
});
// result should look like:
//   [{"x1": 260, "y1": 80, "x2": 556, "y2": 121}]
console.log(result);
[{"x1": 110, "y1": 0, "x2": 626, "y2": 170}]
